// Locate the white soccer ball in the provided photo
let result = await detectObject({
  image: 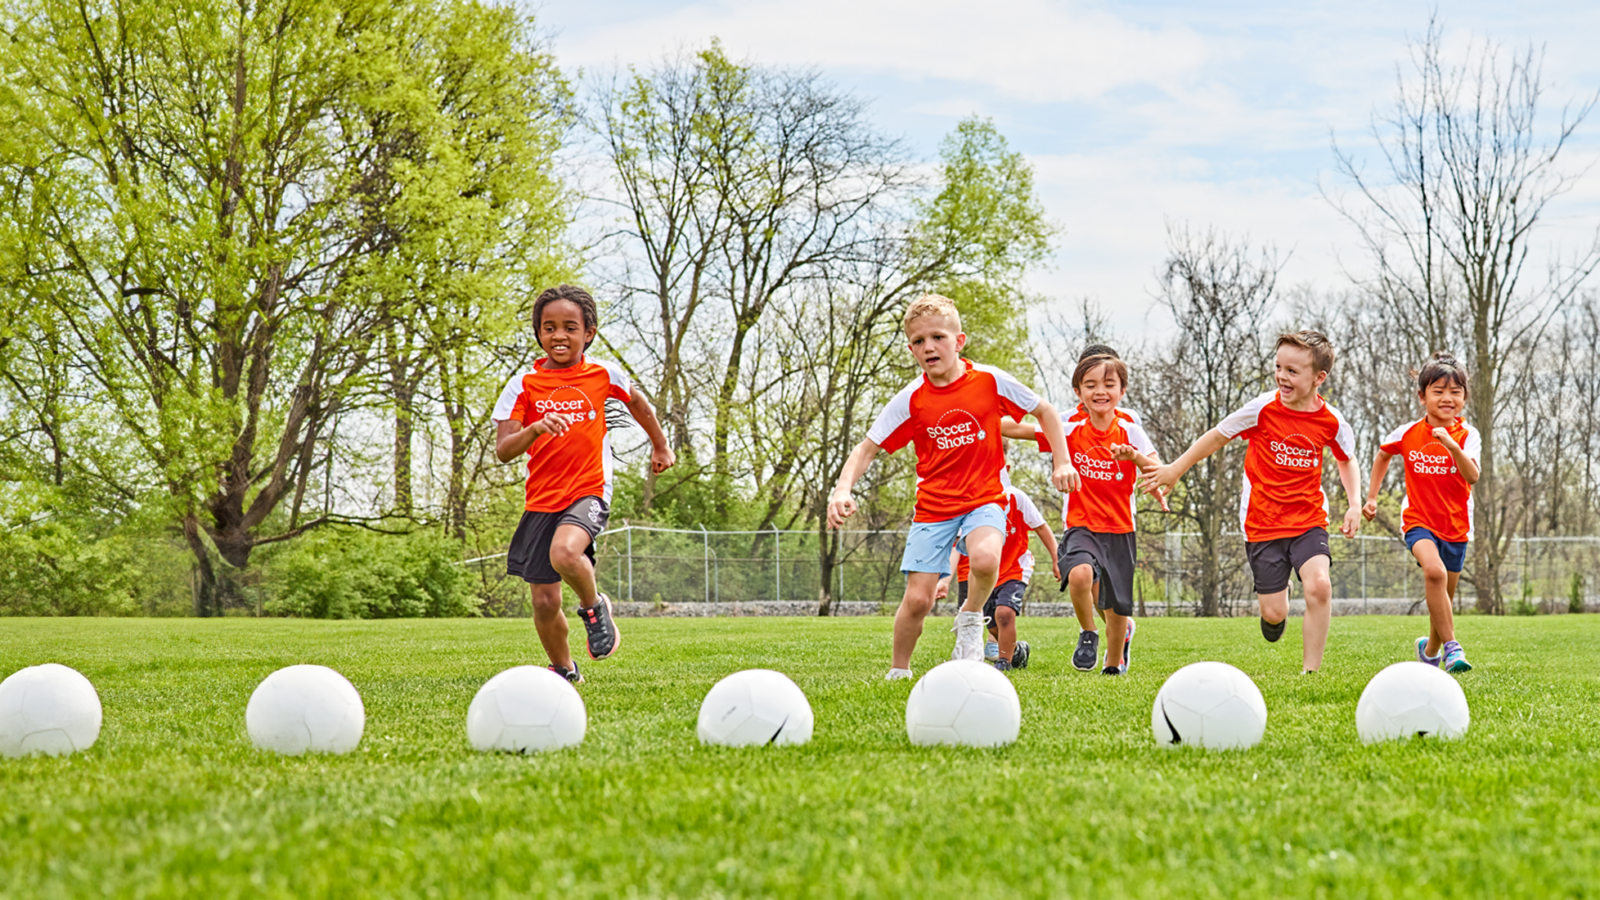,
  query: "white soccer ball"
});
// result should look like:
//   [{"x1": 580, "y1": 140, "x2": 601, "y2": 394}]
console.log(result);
[
  {"x1": 697, "y1": 669, "x2": 814, "y2": 747},
  {"x1": 905, "y1": 659, "x2": 1021, "y2": 748},
  {"x1": 0, "y1": 664, "x2": 103, "y2": 758},
  {"x1": 467, "y1": 666, "x2": 587, "y2": 753},
  {"x1": 1152, "y1": 661, "x2": 1267, "y2": 750},
  {"x1": 245, "y1": 664, "x2": 365, "y2": 756},
  {"x1": 1356, "y1": 661, "x2": 1470, "y2": 743}
]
